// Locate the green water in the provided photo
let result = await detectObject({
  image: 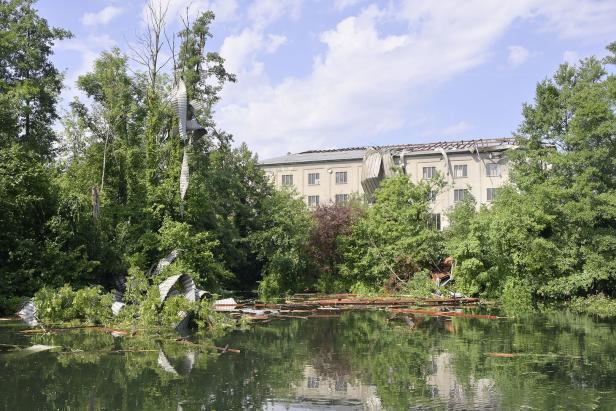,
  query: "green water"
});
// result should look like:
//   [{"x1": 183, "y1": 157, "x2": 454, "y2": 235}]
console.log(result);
[{"x1": 2, "y1": 309, "x2": 616, "y2": 410}]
